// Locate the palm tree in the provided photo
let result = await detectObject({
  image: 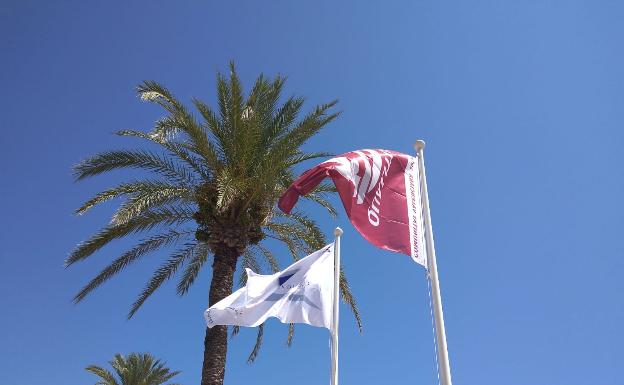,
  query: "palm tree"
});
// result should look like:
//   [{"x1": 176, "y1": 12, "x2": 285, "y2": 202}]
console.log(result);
[
  {"x1": 86, "y1": 353, "x2": 180, "y2": 385},
  {"x1": 67, "y1": 63, "x2": 361, "y2": 385}
]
